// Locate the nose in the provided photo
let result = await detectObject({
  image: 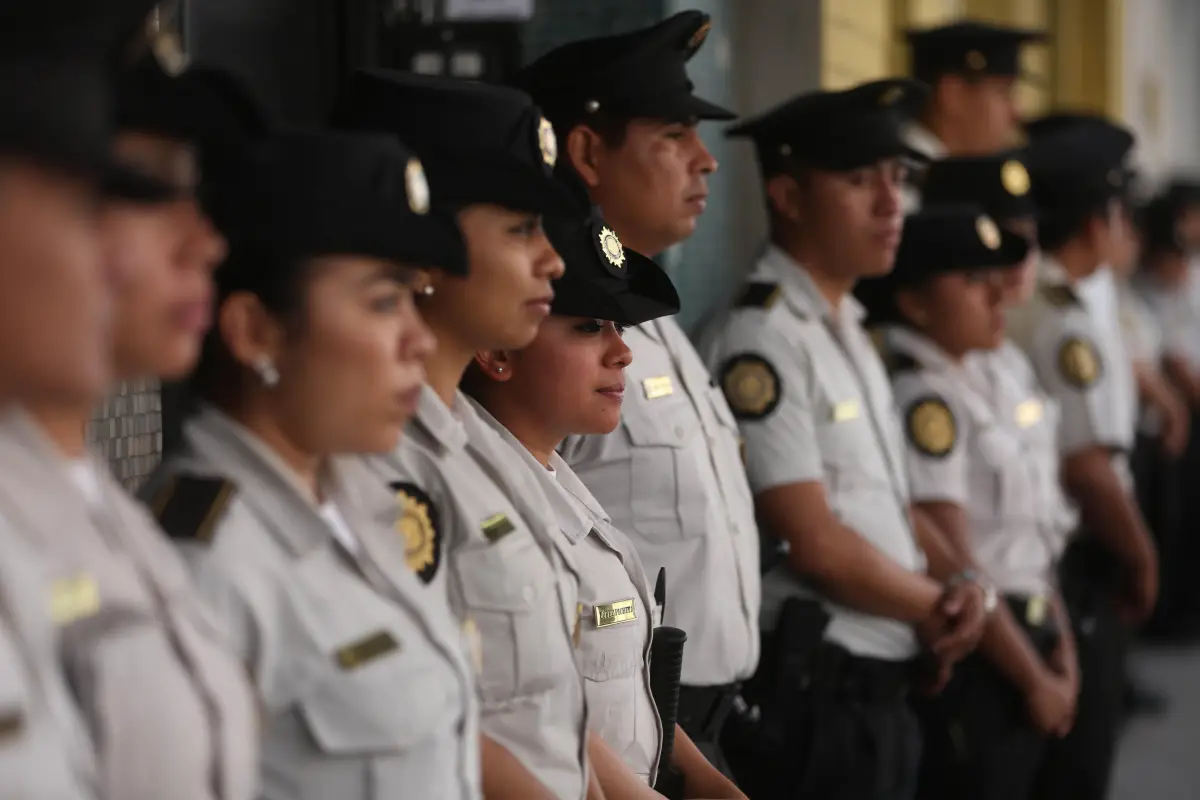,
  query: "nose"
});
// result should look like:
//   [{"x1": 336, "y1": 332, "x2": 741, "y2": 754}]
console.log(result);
[
  {"x1": 876, "y1": 174, "x2": 902, "y2": 218},
  {"x1": 399, "y1": 293, "x2": 437, "y2": 362},
  {"x1": 694, "y1": 135, "x2": 718, "y2": 176},
  {"x1": 605, "y1": 326, "x2": 633, "y2": 369},
  {"x1": 180, "y1": 201, "x2": 227, "y2": 273},
  {"x1": 535, "y1": 229, "x2": 566, "y2": 281}
]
